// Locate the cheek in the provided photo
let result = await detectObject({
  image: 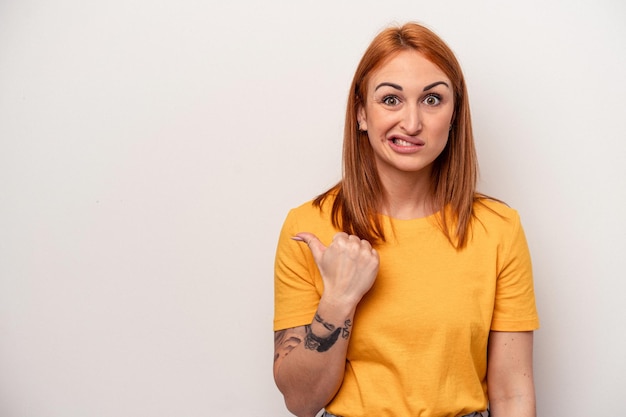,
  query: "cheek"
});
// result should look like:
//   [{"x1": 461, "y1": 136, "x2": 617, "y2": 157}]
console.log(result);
[
  {"x1": 432, "y1": 112, "x2": 454, "y2": 138},
  {"x1": 436, "y1": 125, "x2": 451, "y2": 140},
  {"x1": 366, "y1": 114, "x2": 393, "y2": 139},
  {"x1": 429, "y1": 117, "x2": 452, "y2": 154},
  {"x1": 367, "y1": 133, "x2": 386, "y2": 150}
]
